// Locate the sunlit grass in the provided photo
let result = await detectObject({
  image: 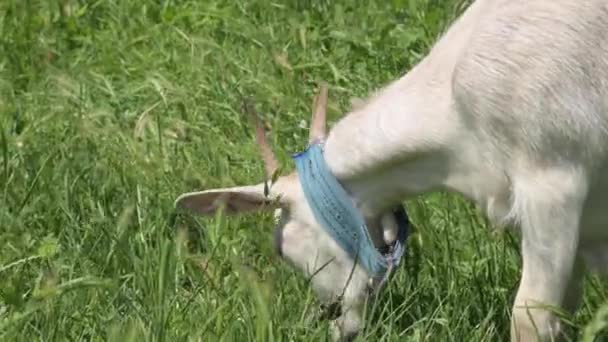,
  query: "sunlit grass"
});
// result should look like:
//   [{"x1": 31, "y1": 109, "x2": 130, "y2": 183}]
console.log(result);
[{"x1": 1, "y1": 0, "x2": 606, "y2": 341}]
